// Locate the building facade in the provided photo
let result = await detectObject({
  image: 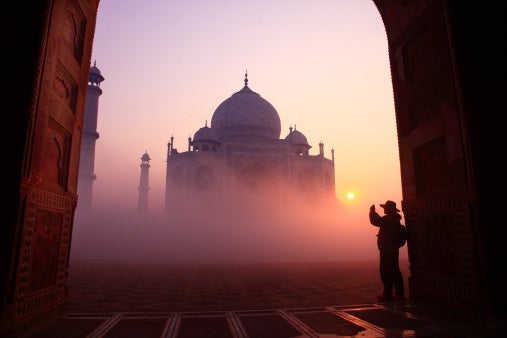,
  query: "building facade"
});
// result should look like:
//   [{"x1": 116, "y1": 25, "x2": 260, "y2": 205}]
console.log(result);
[{"x1": 165, "y1": 74, "x2": 335, "y2": 212}]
